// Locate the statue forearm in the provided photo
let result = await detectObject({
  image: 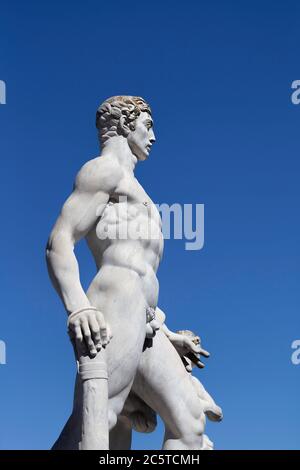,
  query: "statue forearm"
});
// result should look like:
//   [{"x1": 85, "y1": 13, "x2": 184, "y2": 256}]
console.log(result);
[
  {"x1": 46, "y1": 237, "x2": 112, "y2": 358},
  {"x1": 154, "y1": 307, "x2": 177, "y2": 339},
  {"x1": 155, "y1": 307, "x2": 178, "y2": 340},
  {"x1": 46, "y1": 236, "x2": 91, "y2": 315}
]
